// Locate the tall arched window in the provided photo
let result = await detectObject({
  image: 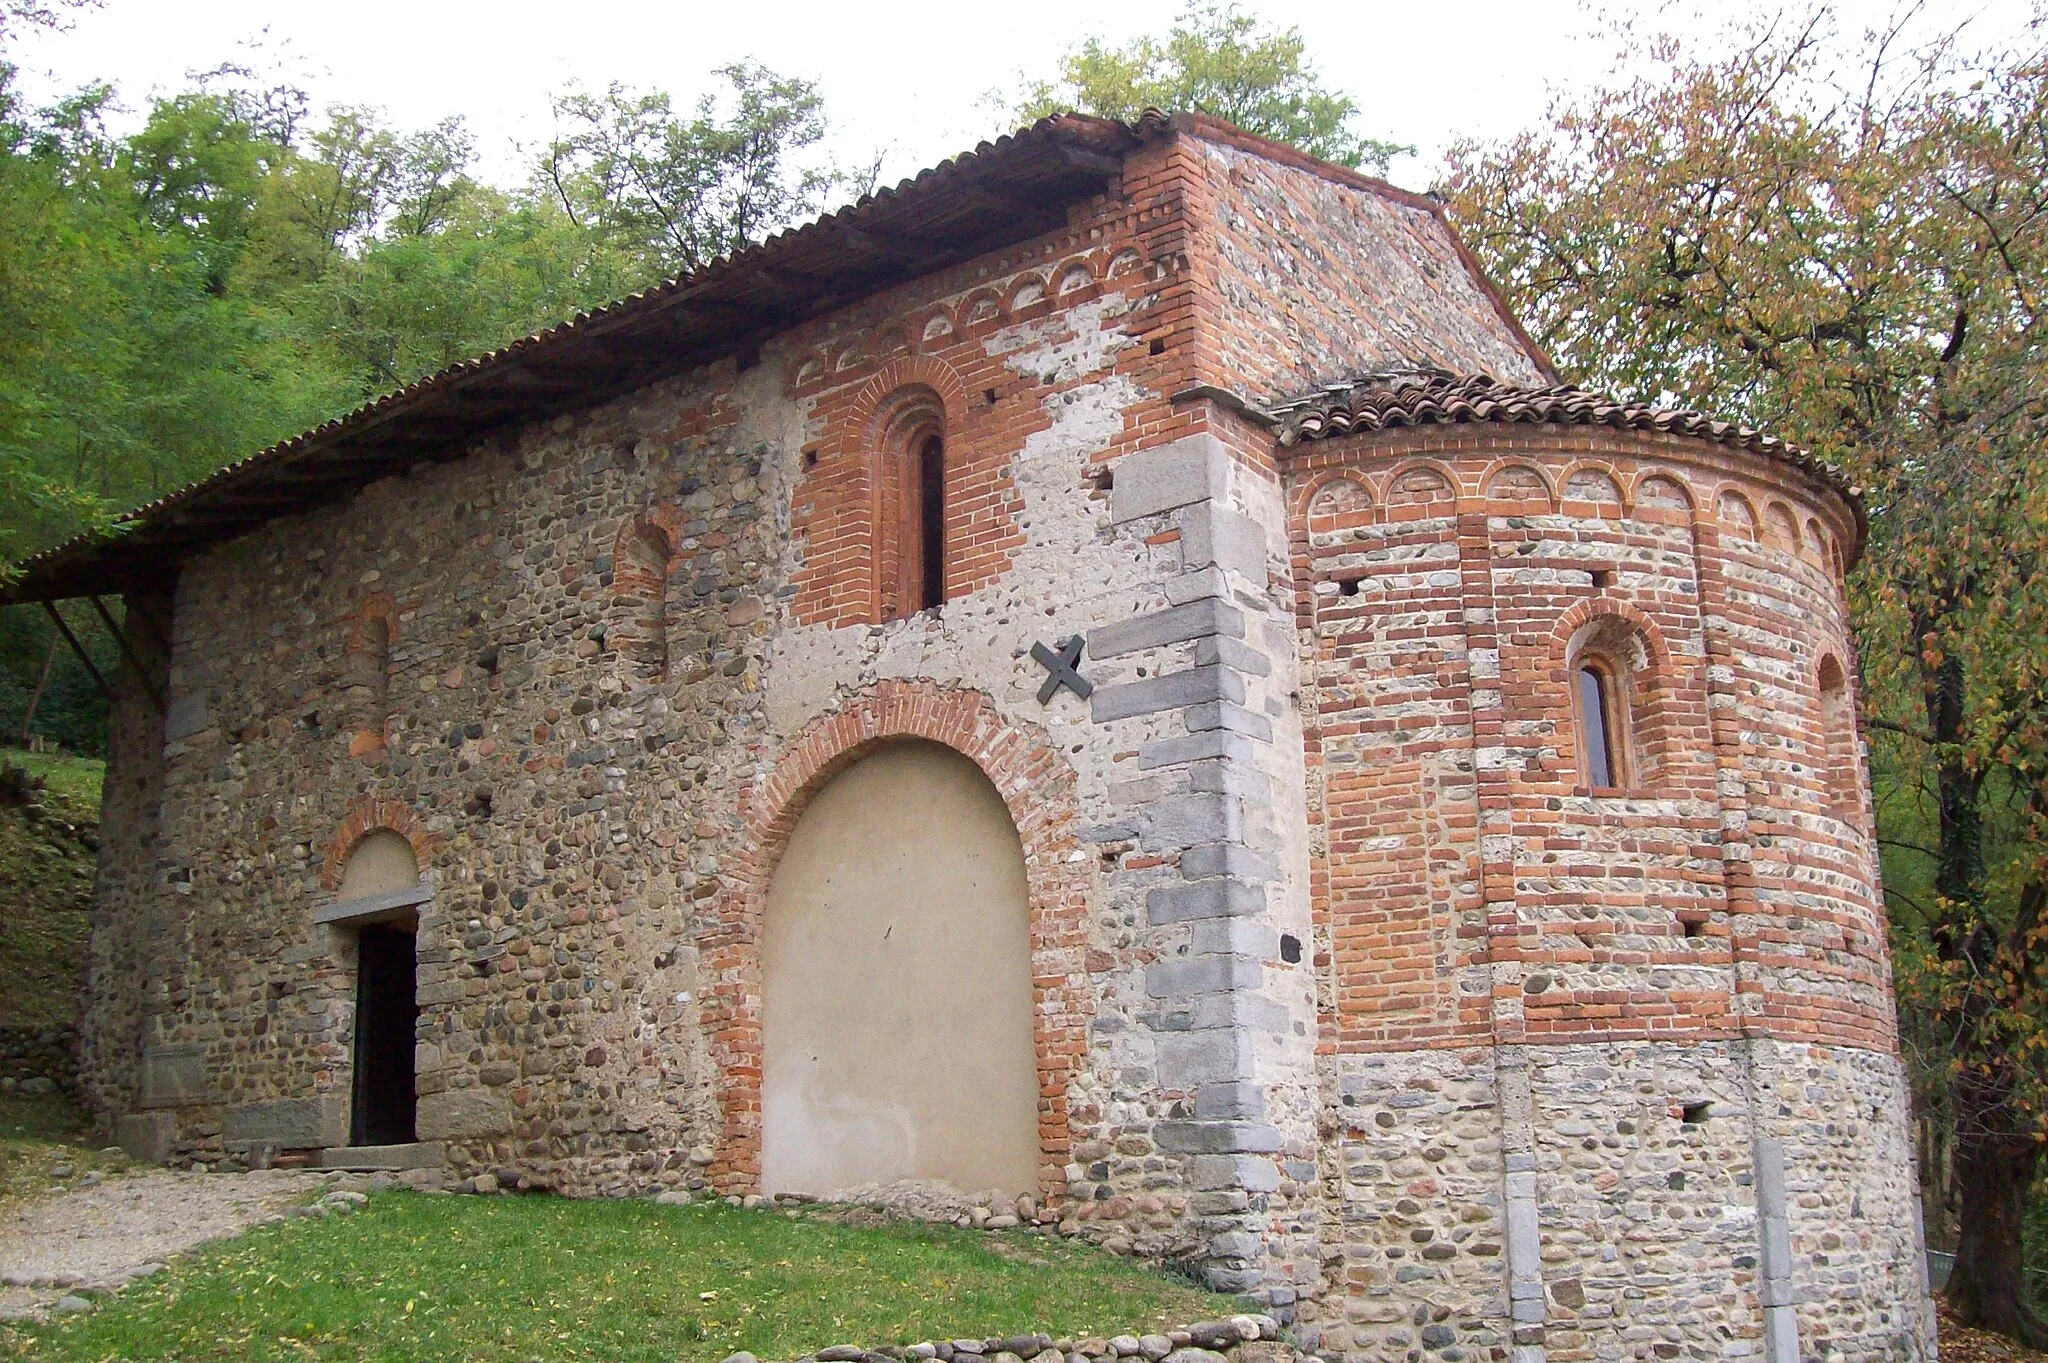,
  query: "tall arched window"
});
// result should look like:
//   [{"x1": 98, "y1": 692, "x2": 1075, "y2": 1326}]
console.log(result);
[
  {"x1": 343, "y1": 607, "x2": 393, "y2": 756},
  {"x1": 1566, "y1": 614, "x2": 1666, "y2": 792},
  {"x1": 1817, "y1": 655, "x2": 1856, "y2": 811},
  {"x1": 1577, "y1": 661, "x2": 1624, "y2": 788},
  {"x1": 874, "y1": 387, "x2": 948, "y2": 621}
]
